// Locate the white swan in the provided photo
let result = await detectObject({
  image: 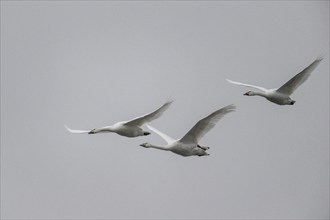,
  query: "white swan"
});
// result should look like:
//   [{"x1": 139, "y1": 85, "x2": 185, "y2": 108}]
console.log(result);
[
  {"x1": 139, "y1": 104, "x2": 236, "y2": 157},
  {"x1": 227, "y1": 57, "x2": 323, "y2": 105},
  {"x1": 65, "y1": 100, "x2": 173, "y2": 138}
]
